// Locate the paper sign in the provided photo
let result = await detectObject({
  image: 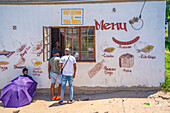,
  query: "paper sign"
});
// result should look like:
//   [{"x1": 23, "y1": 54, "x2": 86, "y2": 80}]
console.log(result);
[{"x1": 61, "y1": 8, "x2": 84, "y2": 25}]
